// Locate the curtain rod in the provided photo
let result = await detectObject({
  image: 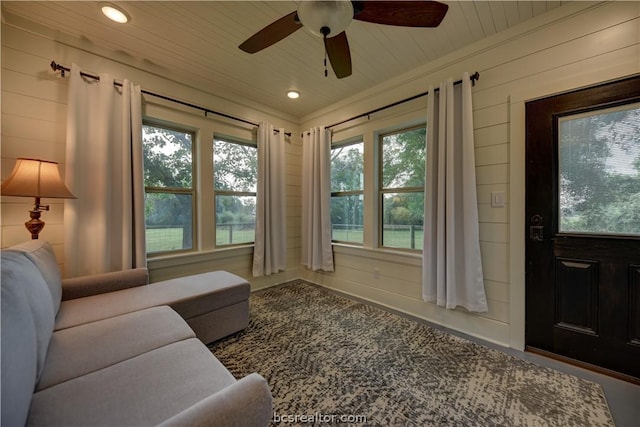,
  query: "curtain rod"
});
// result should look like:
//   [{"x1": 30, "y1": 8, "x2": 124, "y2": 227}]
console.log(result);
[
  {"x1": 50, "y1": 61, "x2": 292, "y2": 137},
  {"x1": 322, "y1": 71, "x2": 480, "y2": 132}
]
